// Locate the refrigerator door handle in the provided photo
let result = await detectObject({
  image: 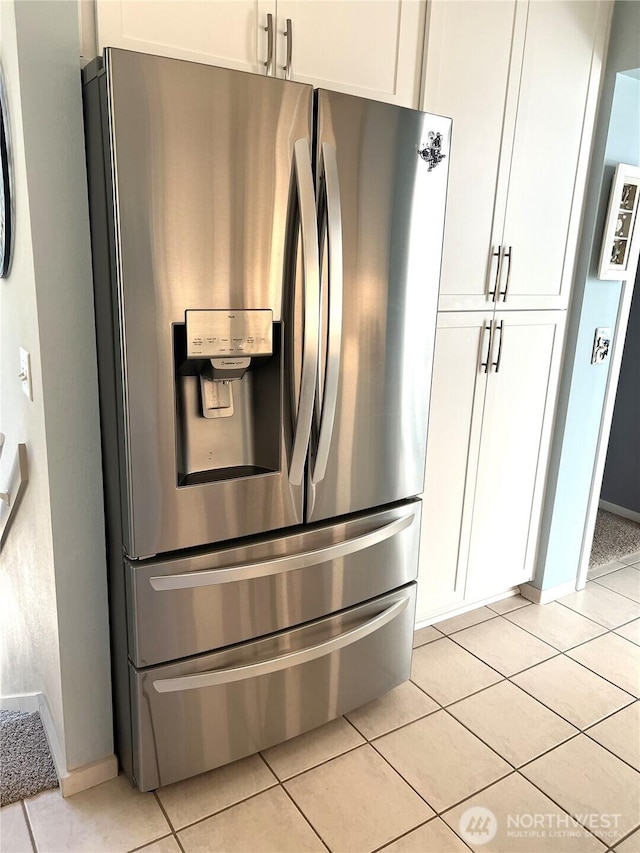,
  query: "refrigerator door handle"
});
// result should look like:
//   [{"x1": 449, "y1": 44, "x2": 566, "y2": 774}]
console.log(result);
[
  {"x1": 289, "y1": 138, "x2": 320, "y2": 486},
  {"x1": 312, "y1": 143, "x2": 343, "y2": 485},
  {"x1": 149, "y1": 511, "x2": 414, "y2": 591},
  {"x1": 152, "y1": 595, "x2": 410, "y2": 692}
]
